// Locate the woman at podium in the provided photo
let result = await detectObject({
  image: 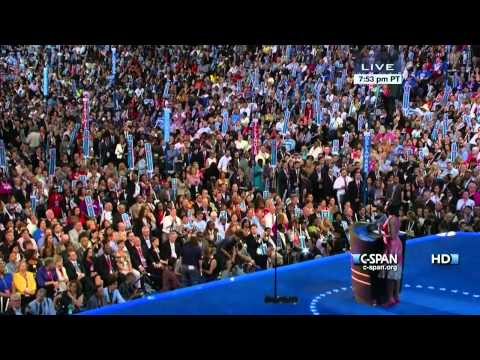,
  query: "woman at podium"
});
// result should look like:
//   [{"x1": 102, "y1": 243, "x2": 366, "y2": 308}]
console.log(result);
[{"x1": 378, "y1": 205, "x2": 403, "y2": 307}]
